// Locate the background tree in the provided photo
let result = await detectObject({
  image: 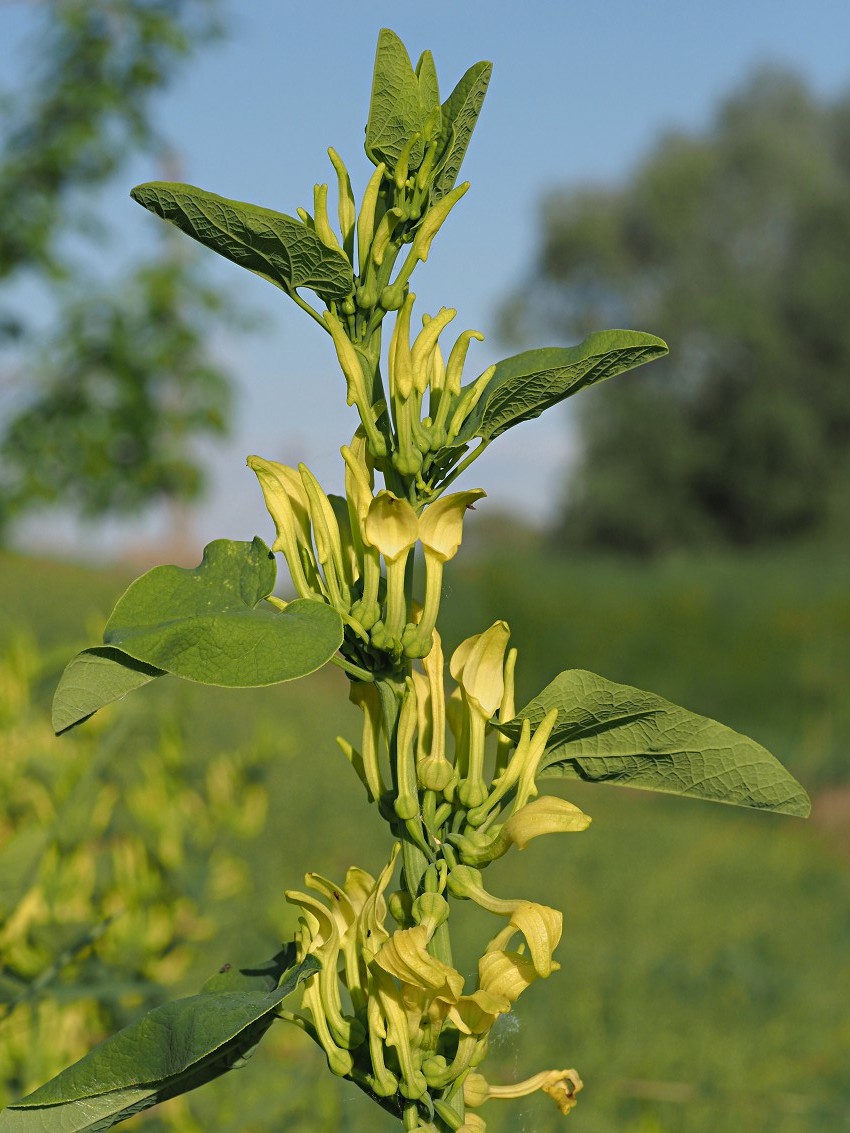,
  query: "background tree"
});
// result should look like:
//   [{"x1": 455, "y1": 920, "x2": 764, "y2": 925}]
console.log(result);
[
  {"x1": 0, "y1": 0, "x2": 242, "y2": 540},
  {"x1": 503, "y1": 68, "x2": 850, "y2": 555}
]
